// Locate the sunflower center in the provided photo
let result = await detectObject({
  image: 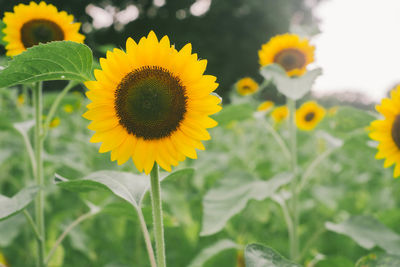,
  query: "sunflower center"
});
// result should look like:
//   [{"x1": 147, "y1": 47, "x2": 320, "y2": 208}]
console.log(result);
[
  {"x1": 20, "y1": 19, "x2": 64, "y2": 48},
  {"x1": 273, "y1": 48, "x2": 306, "y2": 72},
  {"x1": 305, "y1": 112, "x2": 315, "y2": 122},
  {"x1": 115, "y1": 66, "x2": 187, "y2": 140},
  {"x1": 391, "y1": 115, "x2": 400, "y2": 149}
]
